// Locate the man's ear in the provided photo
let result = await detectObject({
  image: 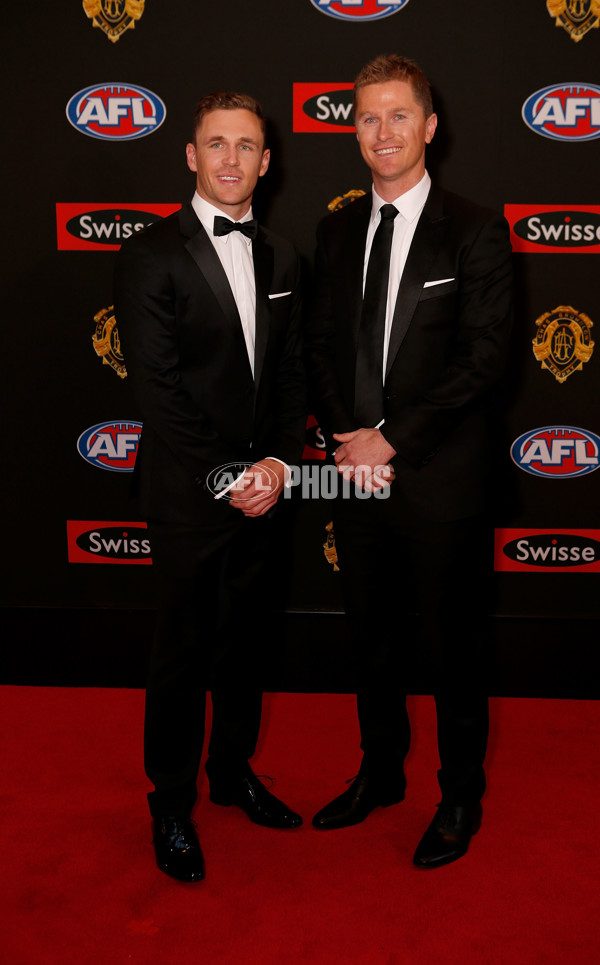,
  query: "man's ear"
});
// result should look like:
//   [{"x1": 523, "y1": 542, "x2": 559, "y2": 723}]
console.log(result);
[
  {"x1": 185, "y1": 142, "x2": 198, "y2": 172},
  {"x1": 259, "y1": 148, "x2": 271, "y2": 178},
  {"x1": 425, "y1": 113, "x2": 438, "y2": 145}
]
